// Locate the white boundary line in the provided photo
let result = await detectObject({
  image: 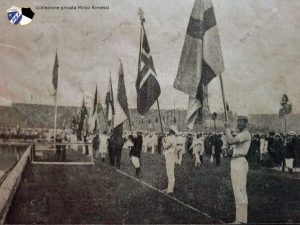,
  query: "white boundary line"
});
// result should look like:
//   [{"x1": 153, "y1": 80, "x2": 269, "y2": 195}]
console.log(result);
[
  {"x1": 31, "y1": 162, "x2": 94, "y2": 165},
  {"x1": 100, "y1": 163, "x2": 224, "y2": 224}
]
